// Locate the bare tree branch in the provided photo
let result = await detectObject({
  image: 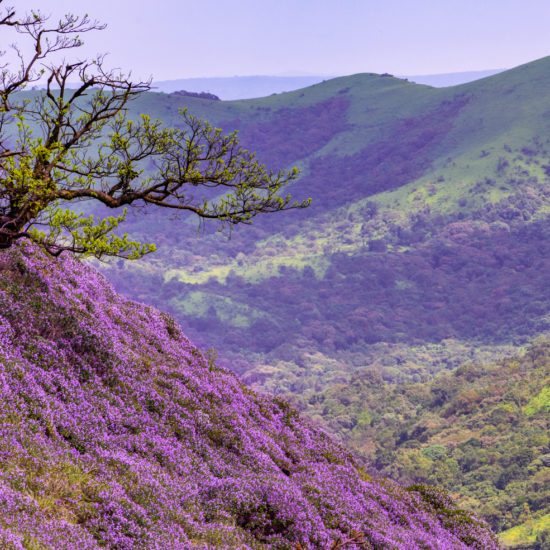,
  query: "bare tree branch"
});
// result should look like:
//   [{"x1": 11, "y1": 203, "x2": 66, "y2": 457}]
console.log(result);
[{"x1": 0, "y1": 4, "x2": 308, "y2": 259}]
